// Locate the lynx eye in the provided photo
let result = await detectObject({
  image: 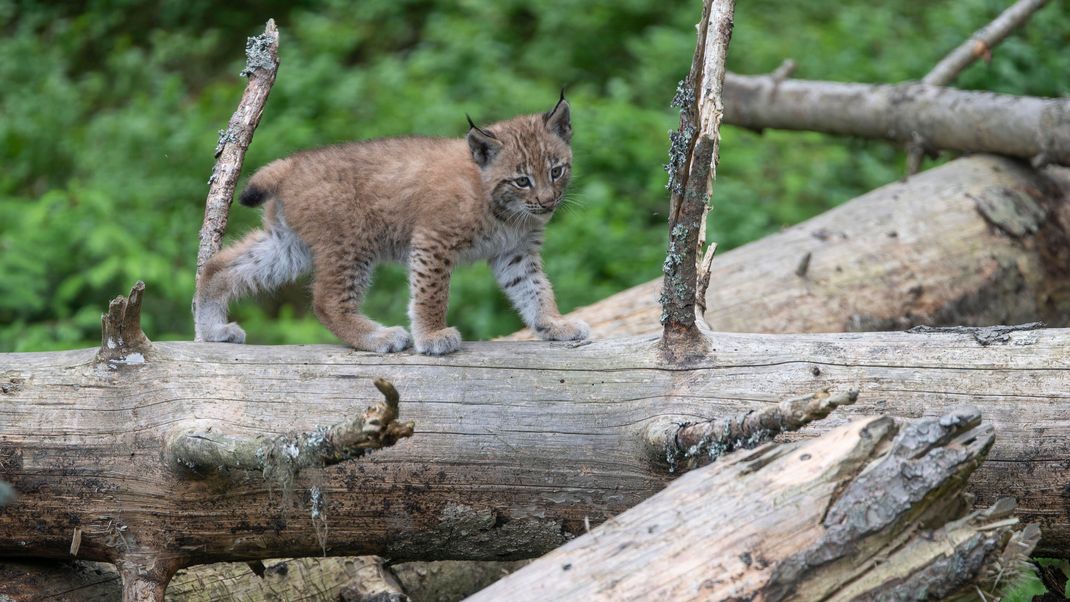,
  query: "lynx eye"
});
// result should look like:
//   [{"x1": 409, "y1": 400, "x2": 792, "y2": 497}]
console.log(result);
[
  {"x1": 513, "y1": 176, "x2": 533, "y2": 188},
  {"x1": 550, "y1": 165, "x2": 565, "y2": 180}
]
